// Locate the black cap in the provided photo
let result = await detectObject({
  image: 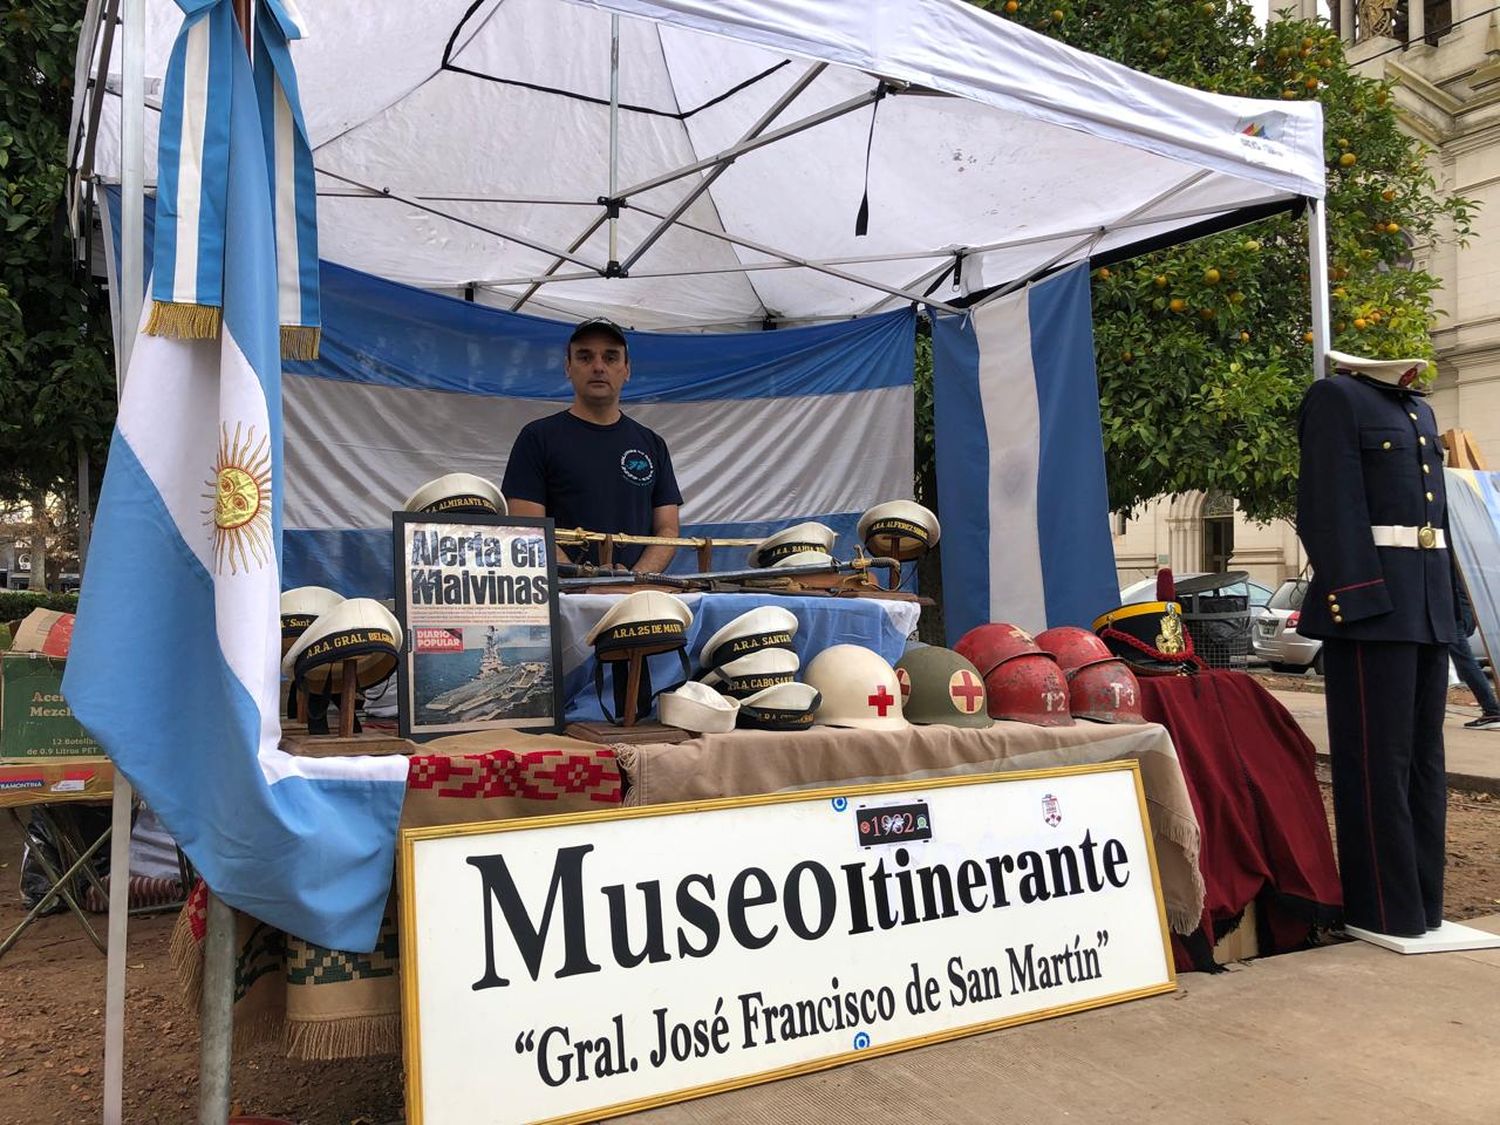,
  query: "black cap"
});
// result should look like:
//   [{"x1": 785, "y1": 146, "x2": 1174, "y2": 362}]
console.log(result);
[{"x1": 568, "y1": 317, "x2": 629, "y2": 353}]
